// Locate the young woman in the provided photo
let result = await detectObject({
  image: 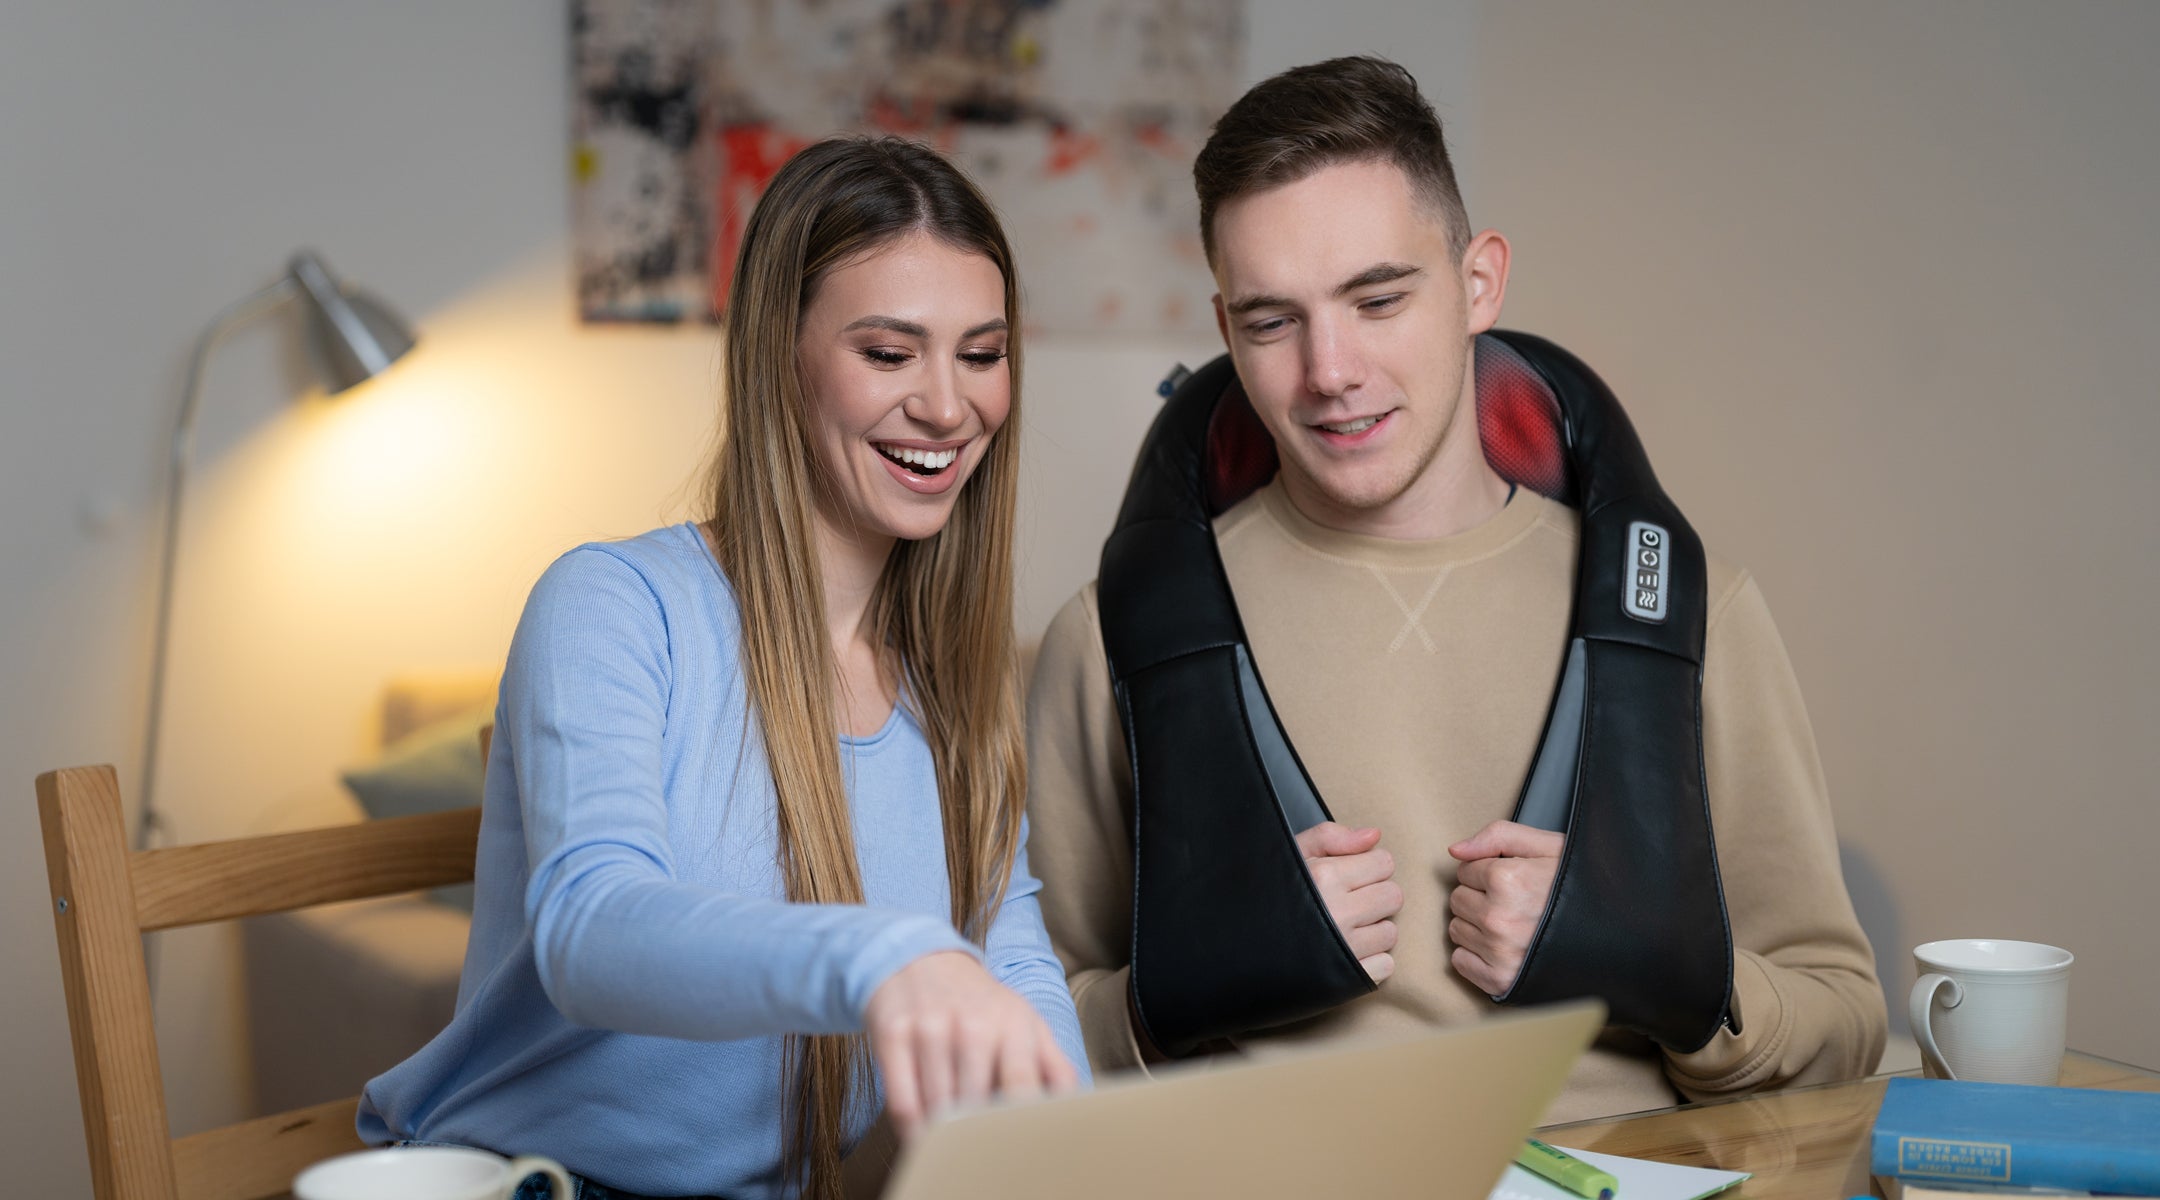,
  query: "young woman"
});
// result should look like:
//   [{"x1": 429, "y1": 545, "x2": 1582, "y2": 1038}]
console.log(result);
[{"x1": 360, "y1": 137, "x2": 1086, "y2": 1200}]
